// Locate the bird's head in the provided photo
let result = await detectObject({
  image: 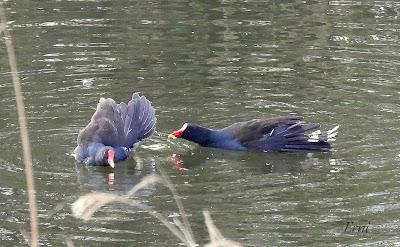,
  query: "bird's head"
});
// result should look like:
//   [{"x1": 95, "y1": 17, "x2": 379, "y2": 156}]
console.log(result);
[
  {"x1": 168, "y1": 123, "x2": 212, "y2": 146},
  {"x1": 95, "y1": 147, "x2": 116, "y2": 168},
  {"x1": 168, "y1": 123, "x2": 188, "y2": 139}
]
